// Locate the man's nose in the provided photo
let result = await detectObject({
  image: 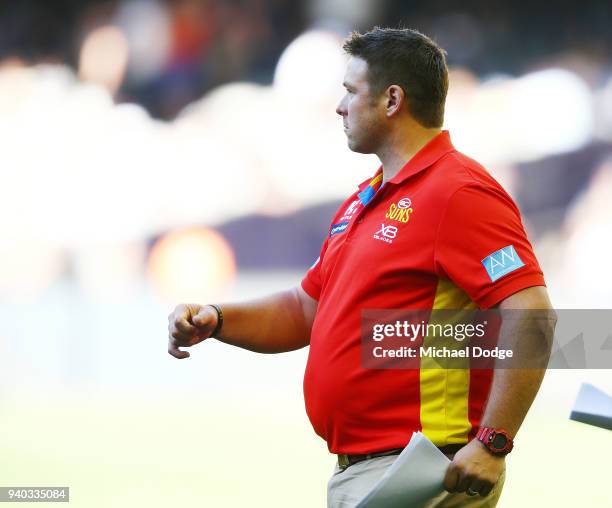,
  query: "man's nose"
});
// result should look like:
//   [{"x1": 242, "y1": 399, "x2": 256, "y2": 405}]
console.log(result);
[{"x1": 336, "y1": 97, "x2": 347, "y2": 116}]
